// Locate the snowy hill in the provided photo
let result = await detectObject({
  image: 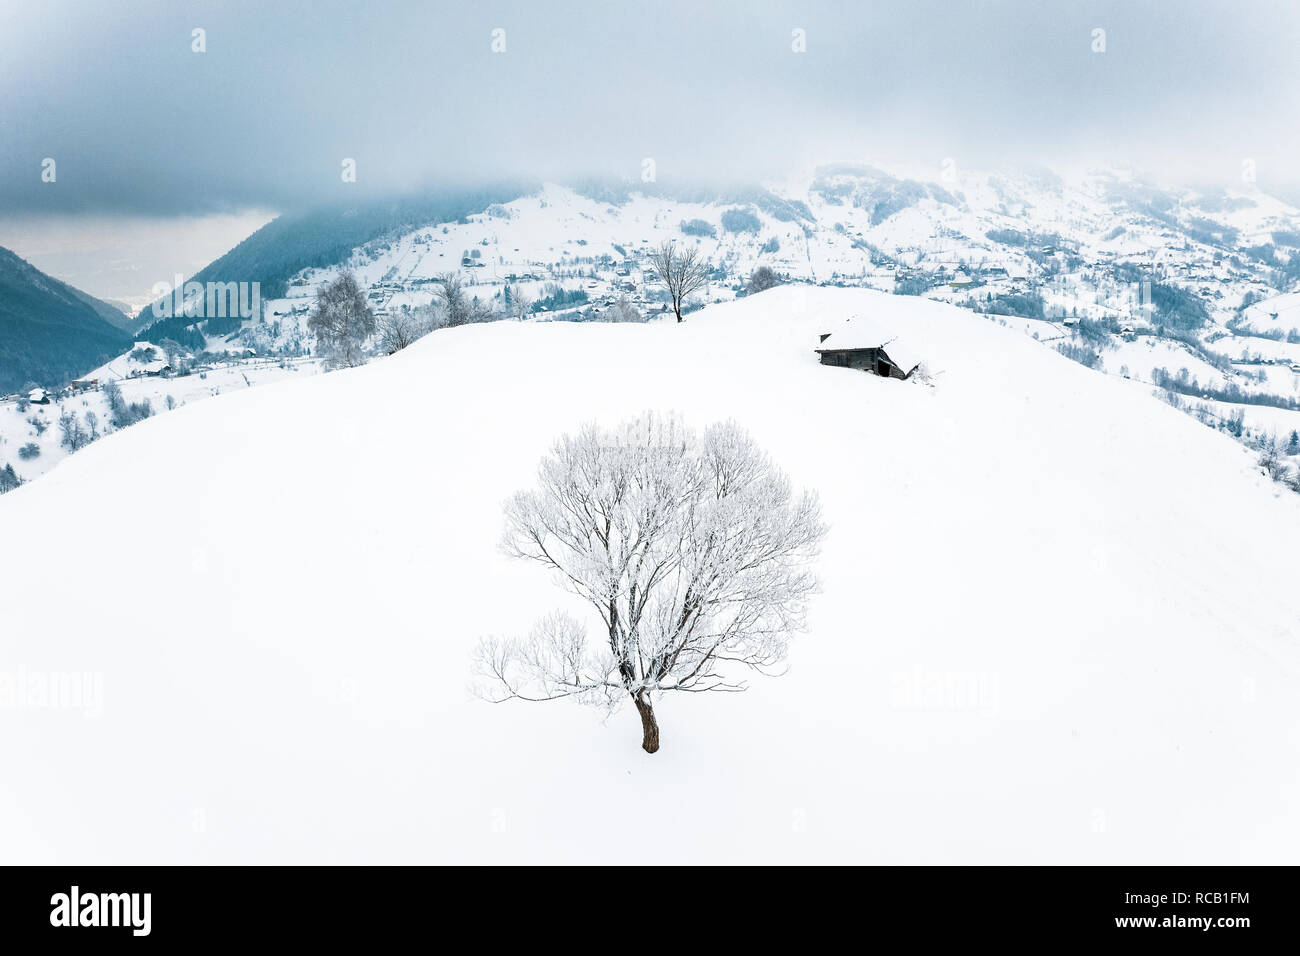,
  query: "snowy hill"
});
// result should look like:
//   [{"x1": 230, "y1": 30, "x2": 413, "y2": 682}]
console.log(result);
[
  {"x1": 82, "y1": 340, "x2": 173, "y2": 381},
  {"x1": 23, "y1": 164, "x2": 1300, "y2": 509},
  {"x1": 232, "y1": 171, "x2": 1300, "y2": 433},
  {"x1": 2, "y1": 286, "x2": 1299, "y2": 864},
  {"x1": 83, "y1": 167, "x2": 1300, "y2": 474},
  {"x1": 1240, "y1": 290, "x2": 1300, "y2": 337}
]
